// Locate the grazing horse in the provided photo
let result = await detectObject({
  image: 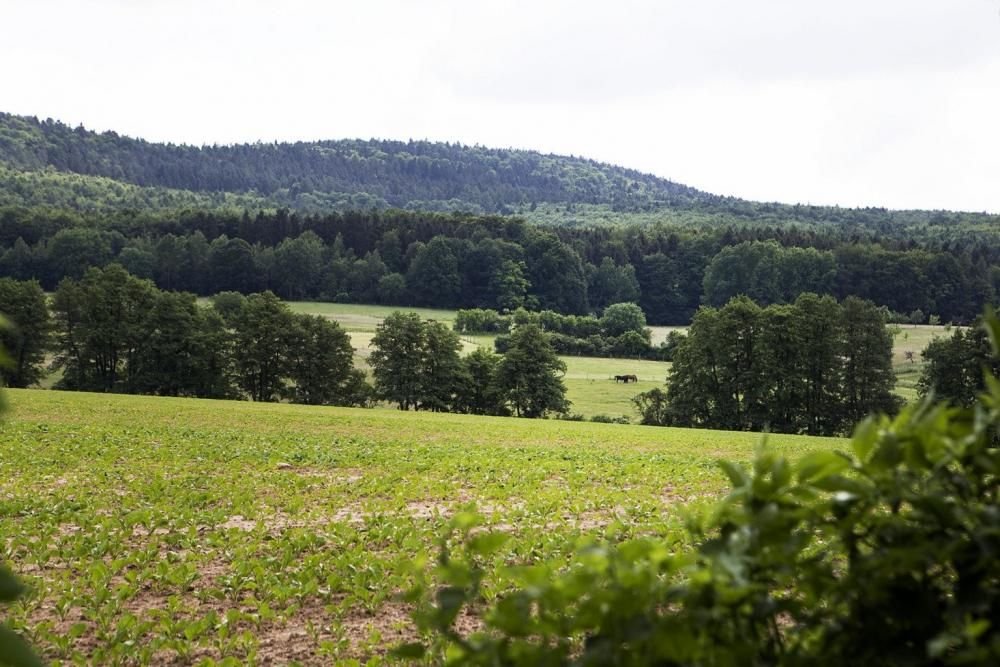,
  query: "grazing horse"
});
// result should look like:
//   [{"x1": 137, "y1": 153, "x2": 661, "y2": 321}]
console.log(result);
[{"x1": 614, "y1": 374, "x2": 639, "y2": 383}]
